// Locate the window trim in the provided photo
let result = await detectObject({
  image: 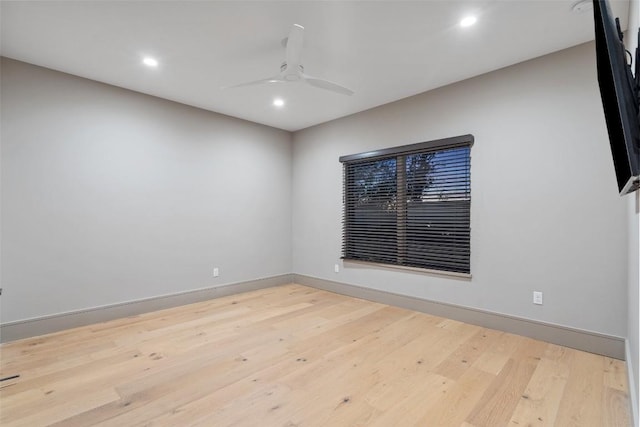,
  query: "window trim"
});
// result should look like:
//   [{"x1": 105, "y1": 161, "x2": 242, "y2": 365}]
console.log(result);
[
  {"x1": 340, "y1": 134, "x2": 474, "y2": 275},
  {"x1": 339, "y1": 134, "x2": 474, "y2": 163},
  {"x1": 343, "y1": 259, "x2": 472, "y2": 279}
]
